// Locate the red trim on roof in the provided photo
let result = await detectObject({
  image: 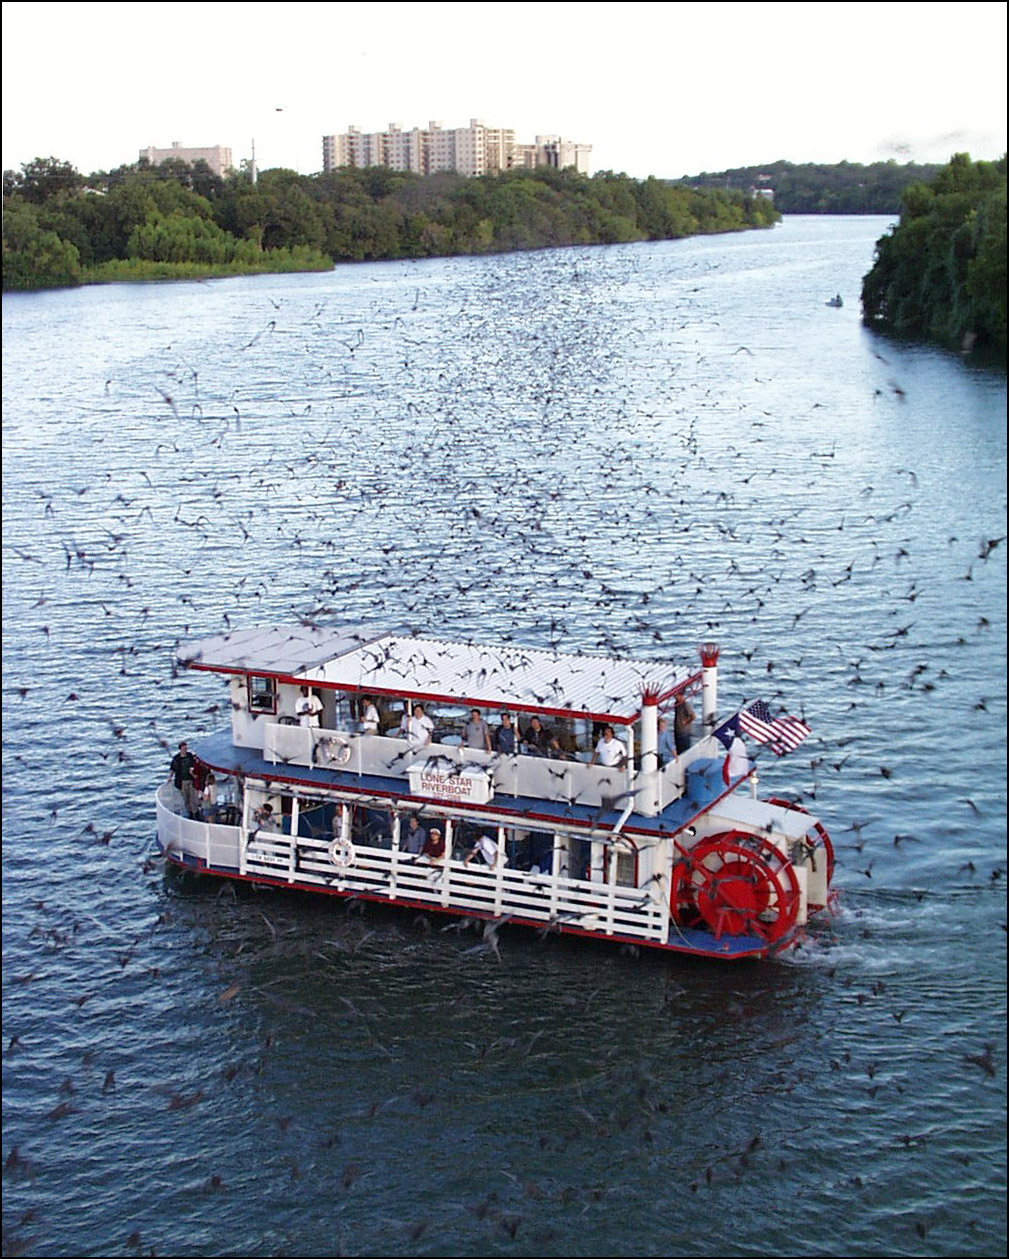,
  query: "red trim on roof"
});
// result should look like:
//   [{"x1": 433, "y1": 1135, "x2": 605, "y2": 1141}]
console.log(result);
[{"x1": 186, "y1": 663, "x2": 704, "y2": 726}]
